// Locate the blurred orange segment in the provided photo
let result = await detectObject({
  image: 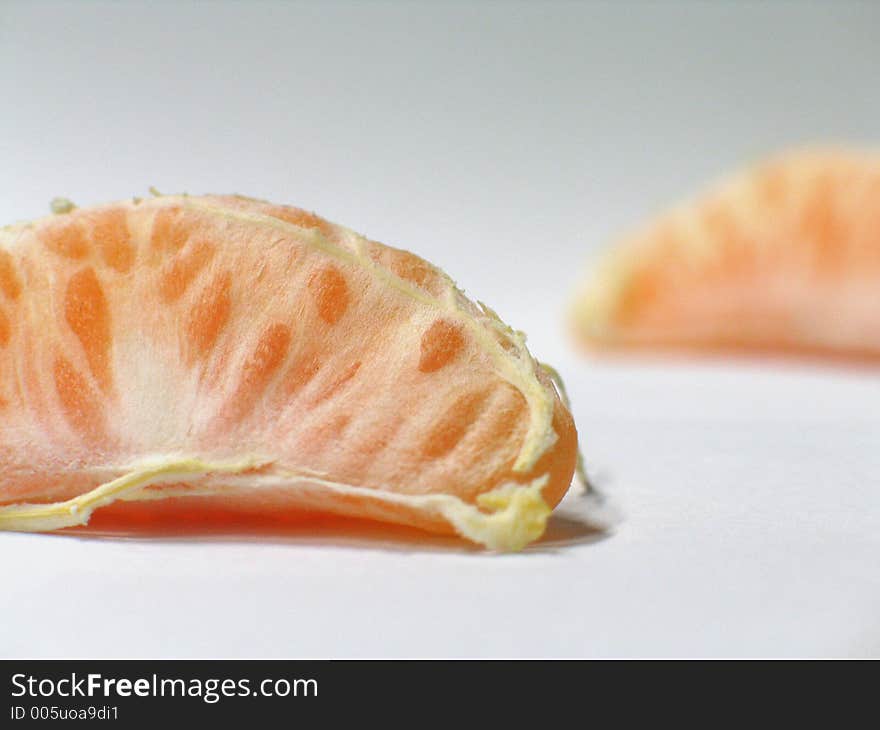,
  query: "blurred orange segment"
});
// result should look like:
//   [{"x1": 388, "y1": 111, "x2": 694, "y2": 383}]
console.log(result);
[{"x1": 572, "y1": 148, "x2": 880, "y2": 360}]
